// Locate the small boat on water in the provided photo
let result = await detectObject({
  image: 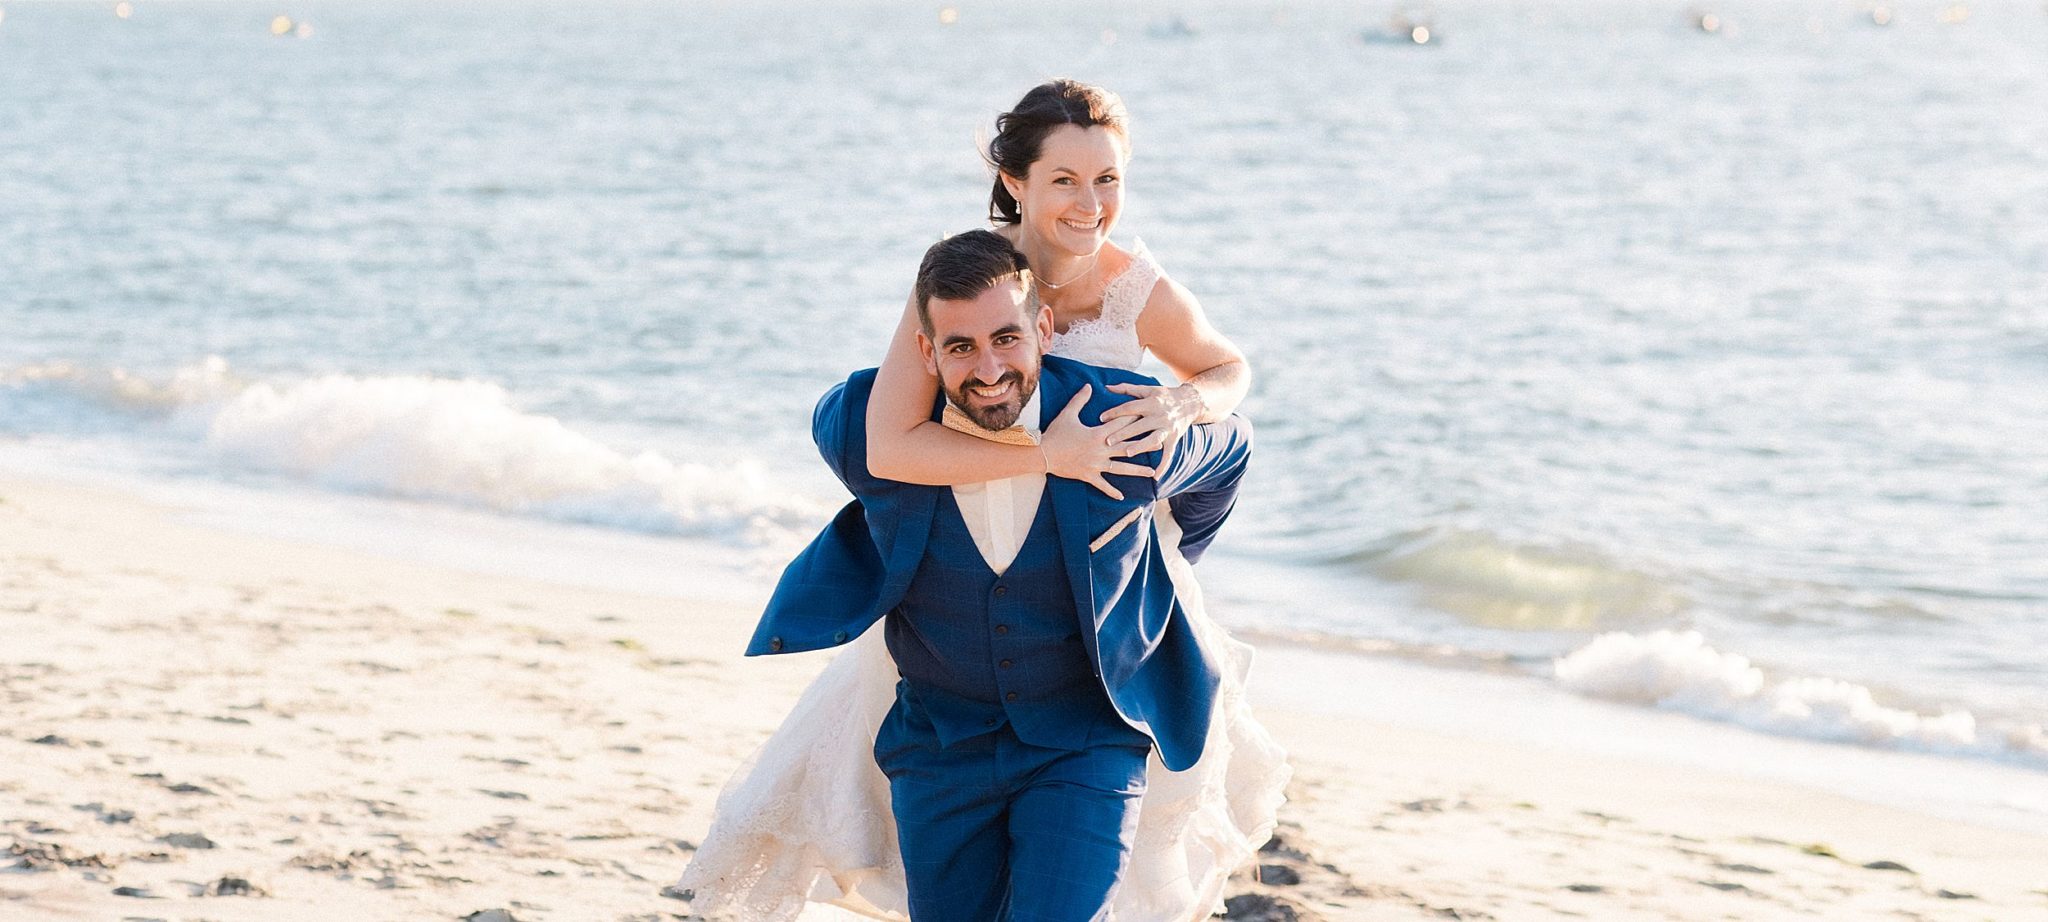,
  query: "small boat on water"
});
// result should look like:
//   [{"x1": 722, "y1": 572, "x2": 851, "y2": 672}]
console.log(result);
[
  {"x1": 1147, "y1": 14, "x2": 1199, "y2": 39},
  {"x1": 1363, "y1": 8, "x2": 1439, "y2": 45}
]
